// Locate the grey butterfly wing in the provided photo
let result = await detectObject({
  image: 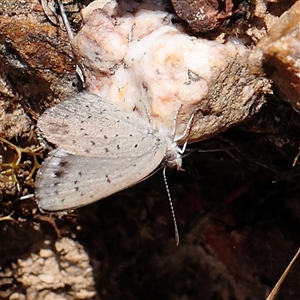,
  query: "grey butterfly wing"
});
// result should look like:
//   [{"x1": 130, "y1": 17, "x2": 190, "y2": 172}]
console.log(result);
[
  {"x1": 38, "y1": 92, "x2": 156, "y2": 157},
  {"x1": 35, "y1": 147, "x2": 165, "y2": 212},
  {"x1": 36, "y1": 92, "x2": 167, "y2": 211}
]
